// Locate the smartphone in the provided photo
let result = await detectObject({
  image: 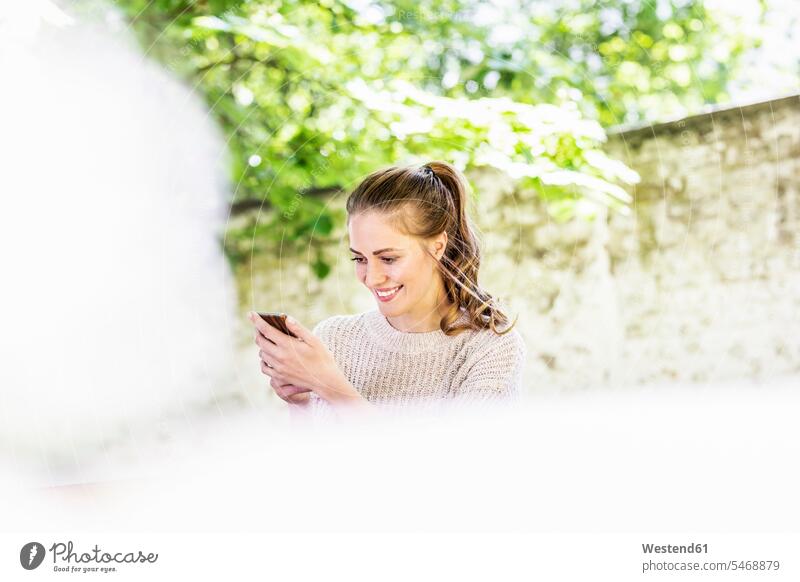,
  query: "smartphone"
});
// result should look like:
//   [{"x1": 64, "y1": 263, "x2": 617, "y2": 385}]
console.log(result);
[{"x1": 257, "y1": 312, "x2": 299, "y2": 339}]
